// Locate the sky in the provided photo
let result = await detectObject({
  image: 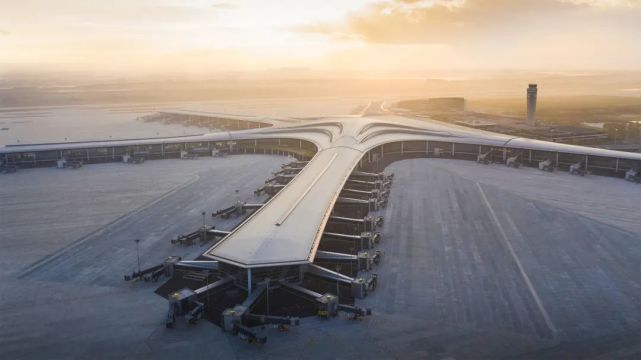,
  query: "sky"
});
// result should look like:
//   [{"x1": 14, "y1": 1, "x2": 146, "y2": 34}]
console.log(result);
[{"x1": 0, "y1": 0, "x2": 640, "y2": 75}]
